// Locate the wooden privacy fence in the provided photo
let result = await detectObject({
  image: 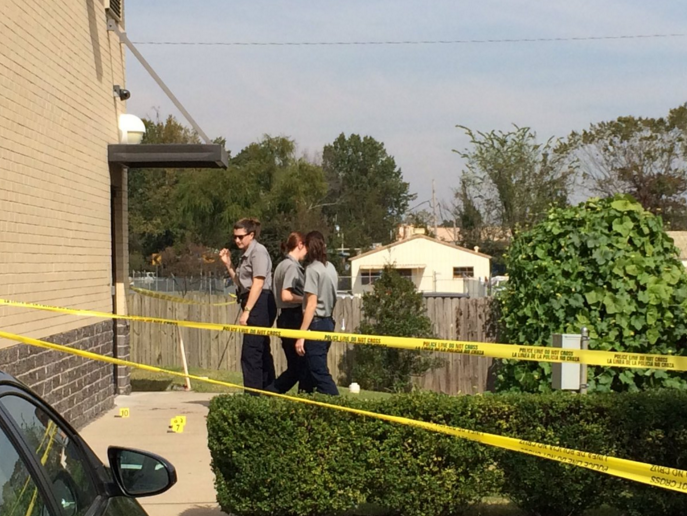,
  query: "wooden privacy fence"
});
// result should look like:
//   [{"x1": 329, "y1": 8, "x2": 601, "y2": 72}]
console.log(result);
[{"x1": 127, "y1": 293, "x2": 499, "y2": 395}]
